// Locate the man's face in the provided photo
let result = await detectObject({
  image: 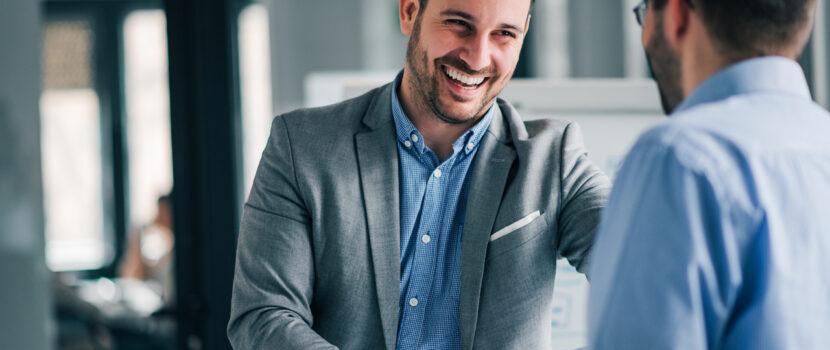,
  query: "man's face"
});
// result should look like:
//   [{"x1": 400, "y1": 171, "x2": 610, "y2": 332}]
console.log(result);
[
  {"x1": 404, "y1": 0, "x2": 531, "y2": 124},
  {"x1": 643, "y1": 2, "x2": 684, "y2": 115}
]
